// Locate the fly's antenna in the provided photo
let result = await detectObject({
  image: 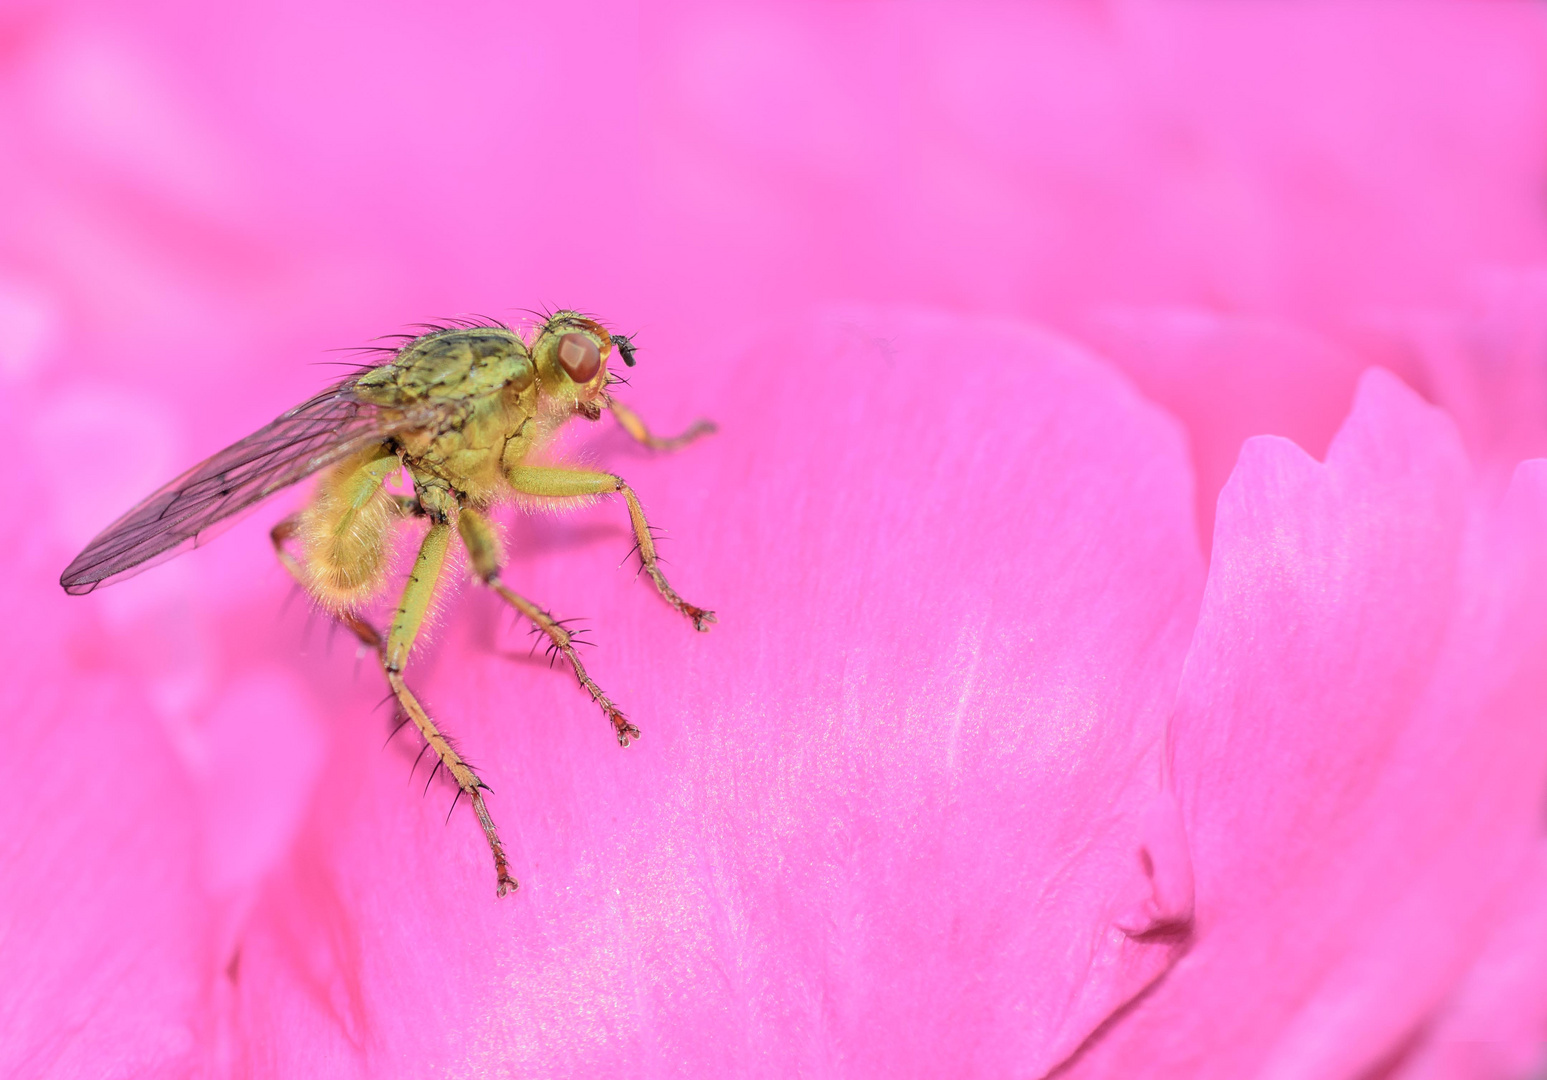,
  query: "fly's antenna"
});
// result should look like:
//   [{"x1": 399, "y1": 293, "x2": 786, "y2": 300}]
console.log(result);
[{"x1": 611, "y1": 333, "x2": 638, "y2": 367}]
